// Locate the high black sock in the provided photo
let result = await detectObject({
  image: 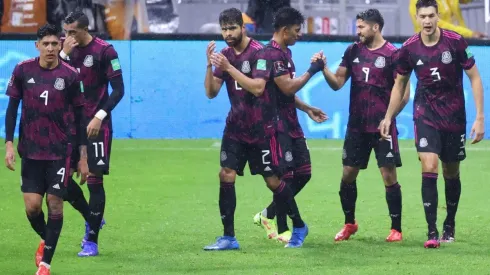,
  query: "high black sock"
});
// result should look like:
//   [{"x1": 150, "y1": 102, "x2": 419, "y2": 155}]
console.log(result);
[
  {"x1": 219, "y1": 181, "x2": 236, "y2": 237},
  {"x1": 339, "y1": 180, "x2": 357, "y2": 224},
  {"x1": 275, "y1": 173, "x2": 293, "y2": 234},
  {"x1": 65, "y1": 177, "x2": 90, "y2": 222},
  {"x1": 27, "y1": 211, "x2": 46, "y2": 240},
  {"x1": 292, "y1": 164, "x2": 311, "y2": 195},
  {"x1": 385, "y1": 182, "x2": 402, "y2": 232},
  {"x1": 87, "y1": 177, "x2": 106, "y2": 244},
  {"x1": 42, "y1": 213, "x2": 63, "y2": 265},
  {"x1": 422, "y1": 172, "x2": 438, "y2": 234},
  {"x1": 444, "y1": 176, "x2": 461, "y2": 227},
  {"x1": 274, "y1": 180, "x2": 304, "y2": 229}
]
